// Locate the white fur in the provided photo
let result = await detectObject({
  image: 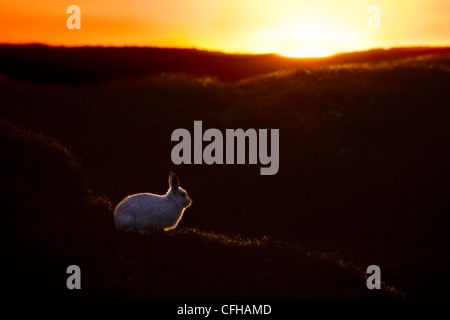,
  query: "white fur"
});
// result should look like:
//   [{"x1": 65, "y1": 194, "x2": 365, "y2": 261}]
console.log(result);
[{"x1": 114, "y1": 172, "x2": 191, "y2": 232}]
